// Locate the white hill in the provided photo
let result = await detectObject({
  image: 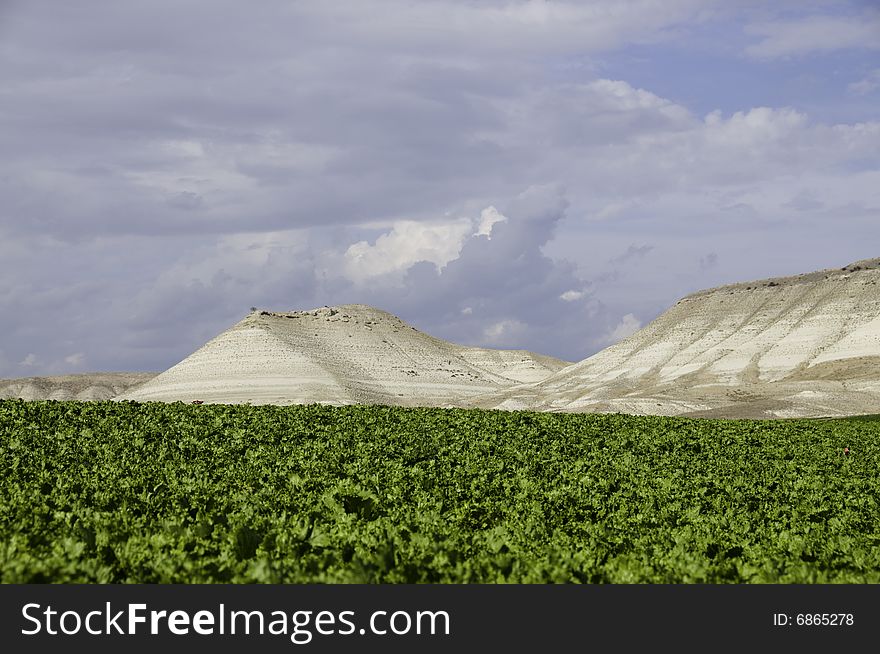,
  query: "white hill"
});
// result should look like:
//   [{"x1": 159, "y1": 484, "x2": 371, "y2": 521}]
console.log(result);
[
  {"x1": 9, "y1": 259, "x2": 879, "y2": 418},
  {"x1": 482, "y1": 259, "x2": 880, "y2": 418},
  {"x1": 0, "y1": 372, "x2": 156, "y2": 401},
  {"x1": 118, "y1": 304, "x2": 570, "y2": 406}
]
